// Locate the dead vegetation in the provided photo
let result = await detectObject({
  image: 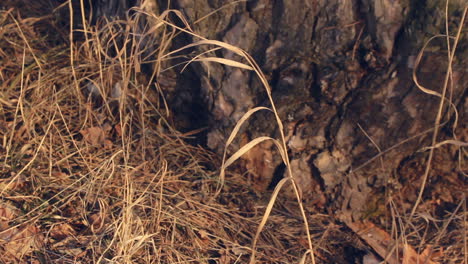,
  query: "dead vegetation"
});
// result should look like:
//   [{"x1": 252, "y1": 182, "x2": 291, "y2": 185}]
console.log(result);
[{"x1": 0, "y1": 1, "x2": 466, "y2": 263}]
